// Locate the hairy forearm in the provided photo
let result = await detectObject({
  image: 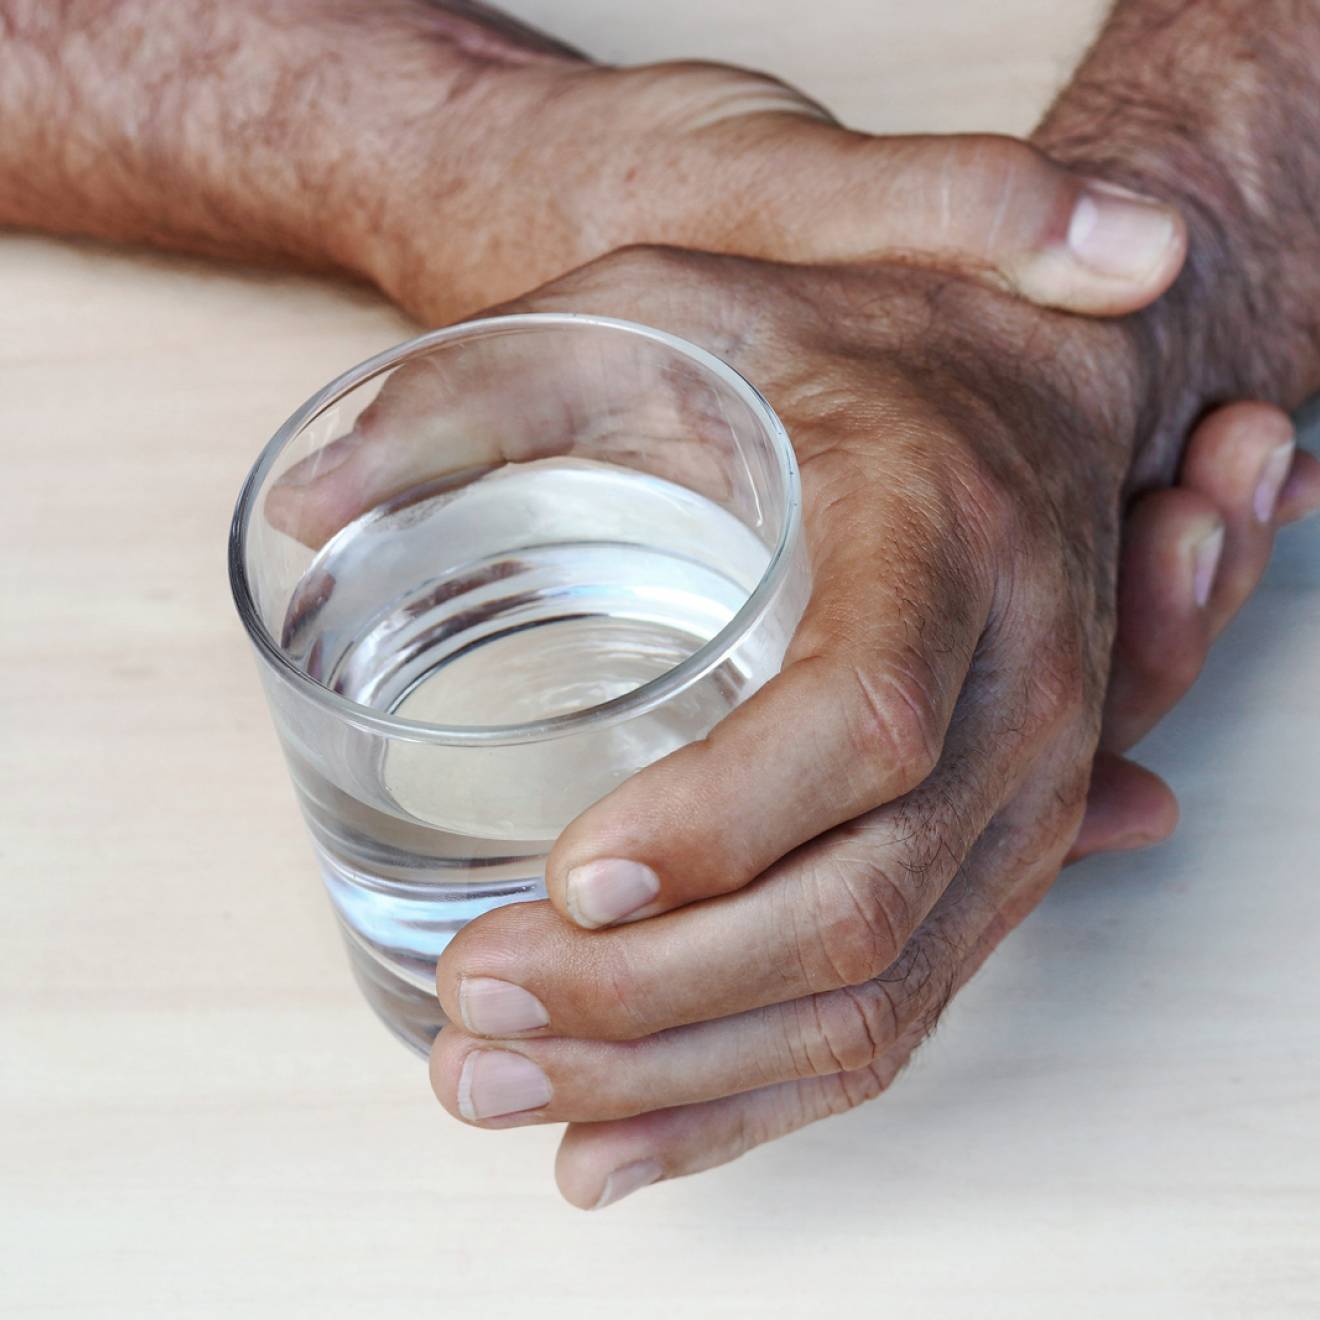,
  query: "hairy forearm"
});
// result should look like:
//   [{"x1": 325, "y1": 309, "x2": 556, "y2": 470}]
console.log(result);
[
  {"x1": 1034, "y1": 0, "x2": 1320, "y2": 480},
  {"x1": 0, "y1": 0, "x2": 842, "y2": 321},
  {"x1": 0, "y1": 0, "x2": 599, "y2": 293}
]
